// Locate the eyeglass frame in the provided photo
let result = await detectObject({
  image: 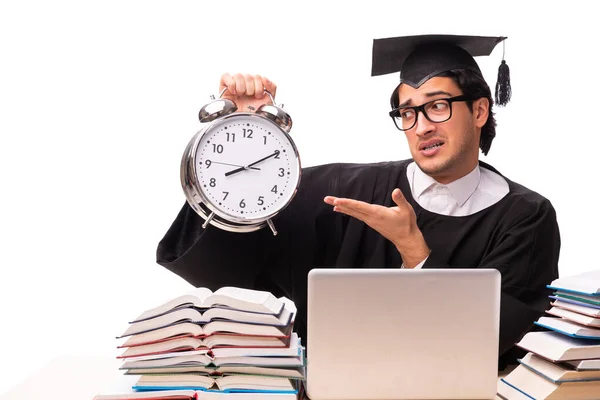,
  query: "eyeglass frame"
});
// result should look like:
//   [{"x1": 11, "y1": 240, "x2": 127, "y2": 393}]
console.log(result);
[{"x1": 388, "y1": 94, "x2": 477, "y2": 131}]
